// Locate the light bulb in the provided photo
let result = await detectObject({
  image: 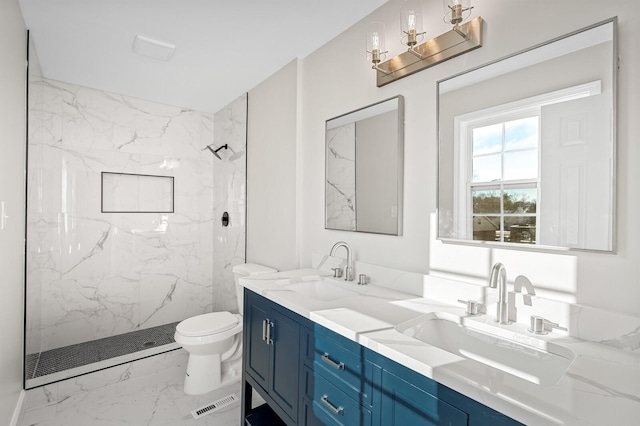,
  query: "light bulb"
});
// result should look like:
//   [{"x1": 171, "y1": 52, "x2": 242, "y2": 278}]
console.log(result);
[
  {"x1": 407, "y1": 11, "x2": 416, "y2": 31},
  {"x1": 371, "y1": 32, "x2": 380, "y2": 50}
]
